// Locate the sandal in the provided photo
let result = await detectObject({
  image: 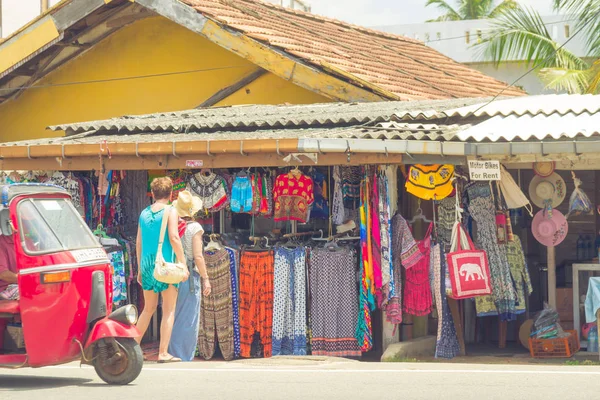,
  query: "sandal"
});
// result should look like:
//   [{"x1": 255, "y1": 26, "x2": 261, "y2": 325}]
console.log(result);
[{"x1": 157, "y1": 355, "x2": 182, "y2": 363}]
